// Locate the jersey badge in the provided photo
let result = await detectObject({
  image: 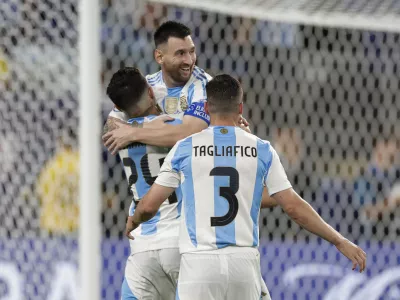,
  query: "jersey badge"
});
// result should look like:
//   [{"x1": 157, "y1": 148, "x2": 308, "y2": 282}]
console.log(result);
[
  {"x1": 180, "y1": 95, "x2": 188, "y2": 111},
  {"x1": 165, "y1": 97, "x2": 179, "y2": 114}
]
